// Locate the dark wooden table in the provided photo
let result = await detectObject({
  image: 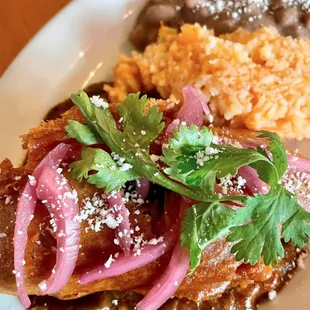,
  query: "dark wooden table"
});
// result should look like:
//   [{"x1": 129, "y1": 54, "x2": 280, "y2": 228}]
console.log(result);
[{"x1": 0, "y1": 0, "x2": 71, "y2": 76}]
